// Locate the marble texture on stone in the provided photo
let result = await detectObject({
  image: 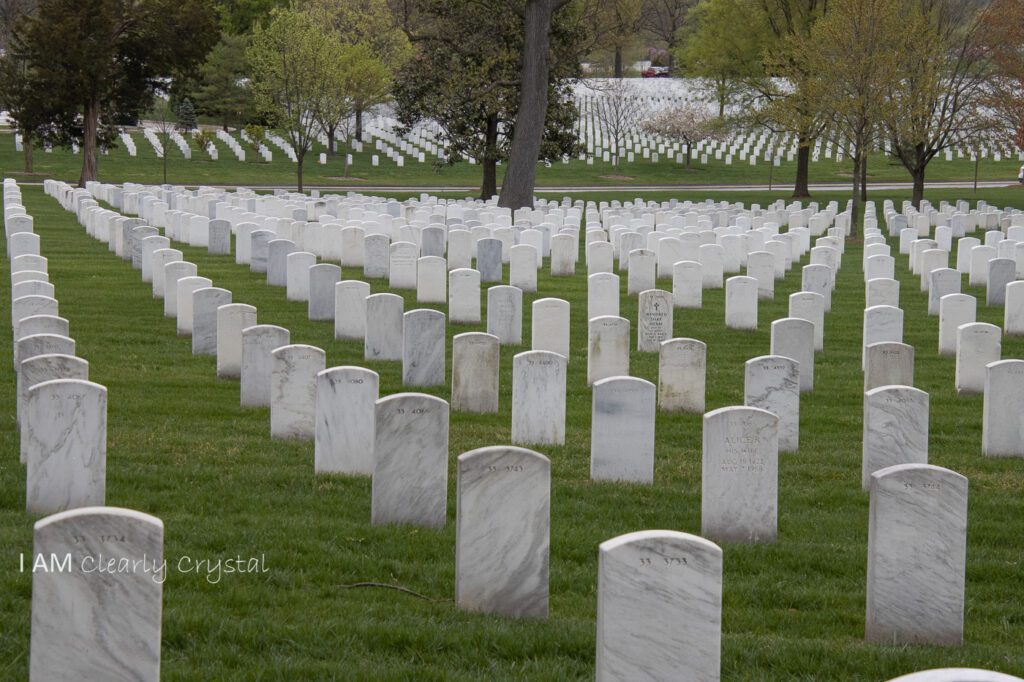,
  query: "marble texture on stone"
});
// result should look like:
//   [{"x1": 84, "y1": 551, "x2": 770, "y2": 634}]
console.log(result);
[
  {"x1": 162, "y1": 262, "x2": 197, "y2": 317},
  {"x1": 452, "y1": 332, "x2": 500, "y2": 413},
  {"x1": 449, "y1": 268, "x2": 482, "y2": 324},
  {"x1": 862, "y1": 386, "x2": 929, "y2": 489},
  {"x1": 1006, "y1": 281, "x2": 1024, "y2": 335},
  {"x1": 928, "y1": 269, "x2": 962, "y2": 316},
  {"x1": 862, "y1": 305, "x2": 904, "y2": 368},
  {"x1": 216, "y1": 304, "x2": 257, "y2": 378},
  {"x1": 939, "y1": 294, "x2": 976, "y2": 356},
  {"x1": 285, "y1": 251, "x2": 316, "y2": 301},
  {"x1": 802, "y1": 264, "x2": 833, "y2": 311},
  {"x1": 986, "y1": 258, "x2": 1015, "y2": 307},
  {"x1": 403, "y1": 309, "x2": 446, "y2": 387},
  {"x1": 864, "y1": 342, "x2": 915, "y2": 391},
  {"x1": 140, "y1": 236, "x2": 170, "y2": 283},
  {"x1": 550, "y1": 234, "x2": 576, "y2": 277},
  {"x1": 308, "y1": 263, "x2": 341, "y2": 321},
  {"x1": 266, "y1": 239, "x2": 296, "y2": 286},
  {"x1": 588, "y1": 272, "x2": 620, "y2": 320},
  {"x1": 509, "y1": 244, "x2": 538, "y2": 293},
  {"x1": 175, "y1": 276, "x2": 212, "y2": 335},
  {"x1": 416, "y1": 256, "x2": 447, "y2": 303},
  {"x1": 866, "y1": 463, "x2": 967, "y2": 646},
  {"x1": 334, "y1": 280, "x2": 370, "y2": 340},
  {"x1": 532, "y1": 297, "x2": 570, "y2": 358},
  {"x1": 744, "y1": 355, "x2": 800, "y2": 453},
  {"x1": 627, "y1": 249, "x2": 656, "y2": 295},
  {"x1": 18, "y1": 353, "x2": 88, "y2": 440},
  {"x1": 249, "y1": 230, "x2": 274, "y2": 274},
  {"x1": 25, "y1": 379, "x2": 106, "y2": 513},
  {"x1": 12, "y1": 295, "x2": 58, "y2": 331},
  {"x1": 208, "y1": 219, "x2": 231, "y2": 254},
  {"x1": 371, "y1": 393, "x2": 450, "y2": 527},
  {"x1": 747, "y1": 250, "x2": 775, "y2": 299},
  {"x1": 596, "y1": 530, "x2": 722, "y2": 682},
  {"x1": 591, "y1": 377, "x2": 656, "y2": 483},
  {"x1": 314, "y1": 366, "x2": 379, "y2": 474},
  {"x1": 364, "y1": 293, "x2": 404, "y2": 361},
  {"x1": 30, "y1": 507, "x2": 163, "y2": 681},
  {"x1": 240, "y1": 325, "x2": 290, "y2": 407},
  {"x1": 14, "y1": 316, "x2": 68, "y2": 369},
  {"x1": 389, "y1": 241, "x2": 418, "y2": 289},
  {"x1": 150, "y1": 249, "x2": 183, "y2": 299},
  {"x1": 270, "y1": 344, "x2": 326, "y2": 440},
  {"x1": 866, "y1": 277, "x2": 900, "y2": 309},
  {"x1": 13, "y1": 280, "x2": 54, "y2": 301},
  {"x1": 637, "y1": 289, "x2": 673, "y2": 352},
  {"x1": 455, "y1": 446, "x2": 550, "y2": 618},
  {"x1": 512, "y1": 350, "x2": 567, "y2": 445},
  {"x1": 486, "y1": 285, "x2": 522, "y2": 345},
  {"x1": 886, "y1": 670, "x2": 1024, "y2": 682},
  {"x1": 982, "y1": 359, "x2": 1024, "y2": 457},
  {"x1": 656, "y1": 336, "x2": 706, "y2": 412},
  {"x1": 725, "y1": 276, "x2": 758, "y2": 330},
  {"x1": 788, "y1": 291, "x2": 825, "y2": 351},
  {"x1": 191, "y1": 287, "x2": 231, "y2": 355},
  {"x1": 582, "y1": 310, "x2": 627, "y2": 384},
  {"x1": 702, "y1": 406, "x2": 778, "y2": 543},
  {"x1": 956, "y1": 322, "x2": 1001, "y2": 394},
  {"x1": 16, "y1": 334, "x2": 76, "y2": 407},
  {"x1": 476, "y1": 237, "x2": 503, "y2": 282},
  {"x1": 771, "y1": 317, "x2": 814, "y2": 392}
]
